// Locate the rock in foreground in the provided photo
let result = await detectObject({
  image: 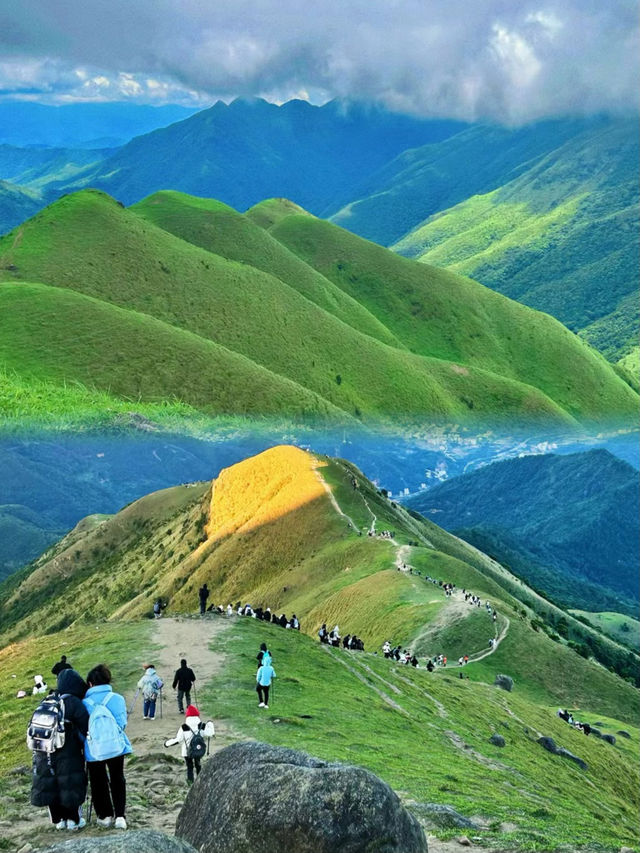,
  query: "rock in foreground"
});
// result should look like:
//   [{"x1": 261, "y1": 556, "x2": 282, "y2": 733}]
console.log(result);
[
  {"x1": 40, "y1": 830, "x2": 196, "y2": 853},
  {"x1": 176, "y1": 741, "x2": 427, "y2": 853}
]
